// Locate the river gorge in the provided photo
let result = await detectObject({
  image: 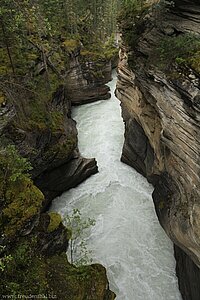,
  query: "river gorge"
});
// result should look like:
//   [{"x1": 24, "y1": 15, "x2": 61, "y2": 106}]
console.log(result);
[
  {"x1": 1, "y1": 1, "x2": 199, "y2": 299},
  {"x1": 50, "y1": 72, "x2": 182, "y2": 300}
]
